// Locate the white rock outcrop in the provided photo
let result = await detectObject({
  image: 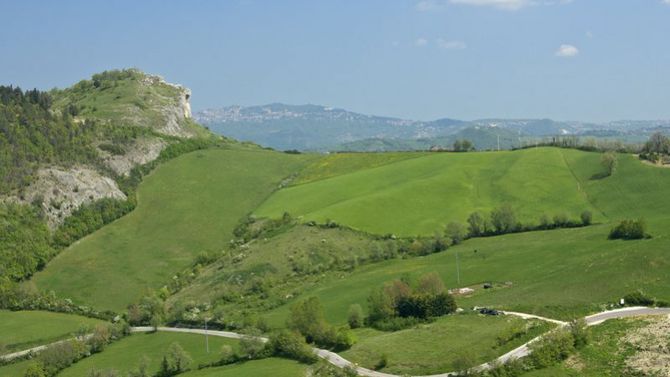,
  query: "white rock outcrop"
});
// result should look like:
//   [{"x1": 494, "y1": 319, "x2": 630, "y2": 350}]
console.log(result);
[
  {"x1": 100, "y1": 137, "x2": 168, "y2": 177},
  {"x1": 17, "y1": 167, "x2": 127, "y2": 229}
]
